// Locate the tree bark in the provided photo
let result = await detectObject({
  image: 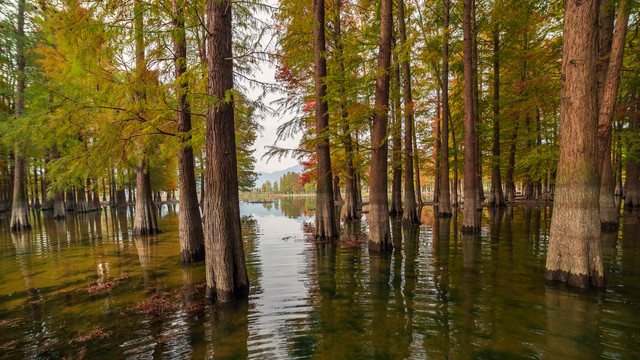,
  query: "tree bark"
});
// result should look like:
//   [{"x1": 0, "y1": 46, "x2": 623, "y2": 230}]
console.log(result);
[
  {"x1": 337, "y1": 8, "x2": 359, "y2": 221},
  {"x1": 92, "y1": 182, "x2": 101, "y2": 211},
  {"x1": 33, "y1": 166, "x2": 40, "y2": 208},
  {"x1": 438, "y1": 0, "x2": 452, "y2": 216},
  {"x1": 614, "y1": 127, "x2": 623, "y2": 197},
  {"x1": 488, "y1": 29, "x2": 505, "y2": 207},
  {"x1": 86, "y1": 178, "x2": 95, "y2": 212},
  {"x1": 313, "y1": 0, "x2": 337, "y2": 239},
  {"x1": 434, "y1": 88, "x2": 441, "y2": 204},
  {"x1": 545, "y1": 0, "x2": 604, "y2": 289},
  {"x1": 172, "y1": 0, "x2": 205, "y2": 263},
  {"x1": 10, "y1": 0, "x2": 30, "y2": 231},
  {"x1": 368, "y1": 0, "x2": 393, "y2": 252},
  {"x1": 51, "y1": 145, "x2": 65, "y2": 219},
  {"x1": 42, "y1": 163, "x2": 53, "y2": 210},
  {"x1": 505, "y1": 119, "x2": 518, "y2": 202},
  {"x1": 462, "y1": 0, "x2": 479, "y2": 232},
  {"x1": 76, "y1": 182, "x2": 89, "y2": 213},
  {"x1": 131, "y1": 0, "x2": 159, "y2": 236},
  {"x1": 472, "y1": 0, "x2": 483, "y2": 208},
  {"x1": 132, "y1": 158, "x2": 159, "y2": 235},
  {"x1": 389, "y1": 51, "x2": 403, "y2": 217},
  {"x1": 65, "y1": 190, "x2": 76, "y2": 211},
  {"x1": 398, "y1": 0, "x2": 418, "y2": 225},
  {"x1": 597, "y1": 0, "x2": 630, "y2": 230},
  {"x1": 204, "y1": 0, "x2": 250, "y2": 302},
  {"x1": 333, "y1": 175, "x2": 343, "y2": 203},
  {"x1": 413, "y1": 122, "x2": 423, "y2": 206}
]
